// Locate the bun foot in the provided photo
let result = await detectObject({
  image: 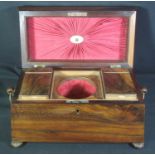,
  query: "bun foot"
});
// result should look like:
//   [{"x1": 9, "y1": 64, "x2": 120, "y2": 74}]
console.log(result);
[
  {"x1": 11, "y1": 141, "x2": 24, "y2": 148},
  {"x1": 130, "y1": 142, "x2": 144, "y2": 149}
]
